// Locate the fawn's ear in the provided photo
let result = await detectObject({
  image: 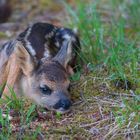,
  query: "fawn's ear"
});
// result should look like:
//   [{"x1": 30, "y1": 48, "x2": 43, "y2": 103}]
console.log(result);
[
  {"x1": 14, "y1": 41, "x2": 35, "y2": 76},
  {"x1": 53, "y1": 40, "x2": 72, "y2": 69}
]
